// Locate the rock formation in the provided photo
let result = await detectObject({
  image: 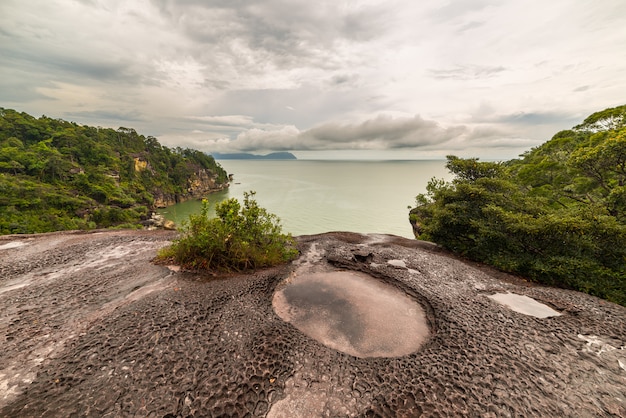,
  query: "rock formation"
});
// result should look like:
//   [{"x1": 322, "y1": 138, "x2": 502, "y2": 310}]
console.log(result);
[
  {"x1": 0, "y1": 230, "x2": 624, "y2": 416},
  {"x1": 153, "y1": 168, "x2": 229, "y2": 208}
]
